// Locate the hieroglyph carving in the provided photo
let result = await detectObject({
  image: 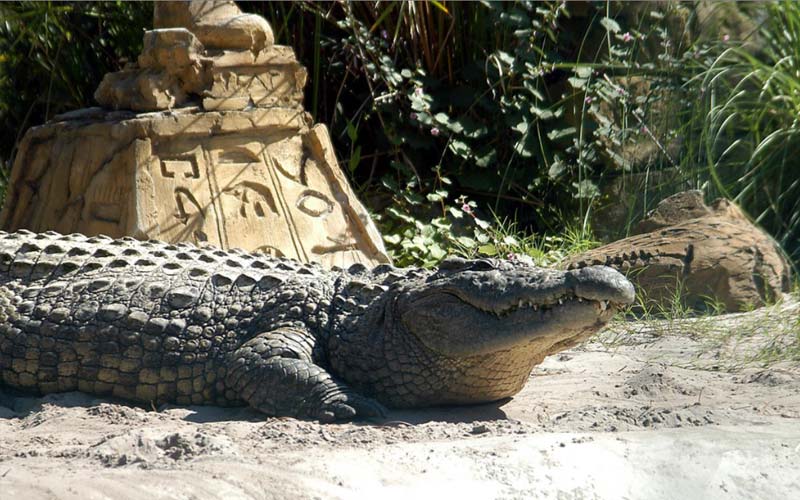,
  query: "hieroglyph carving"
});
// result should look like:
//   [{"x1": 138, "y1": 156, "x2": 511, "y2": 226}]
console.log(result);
[
  {"x1": 140, "y1": 134, "x2": 374, "y2": 266},
  {"x1": 2, "y1": 2, "x2": 390, "y2": 269}
]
